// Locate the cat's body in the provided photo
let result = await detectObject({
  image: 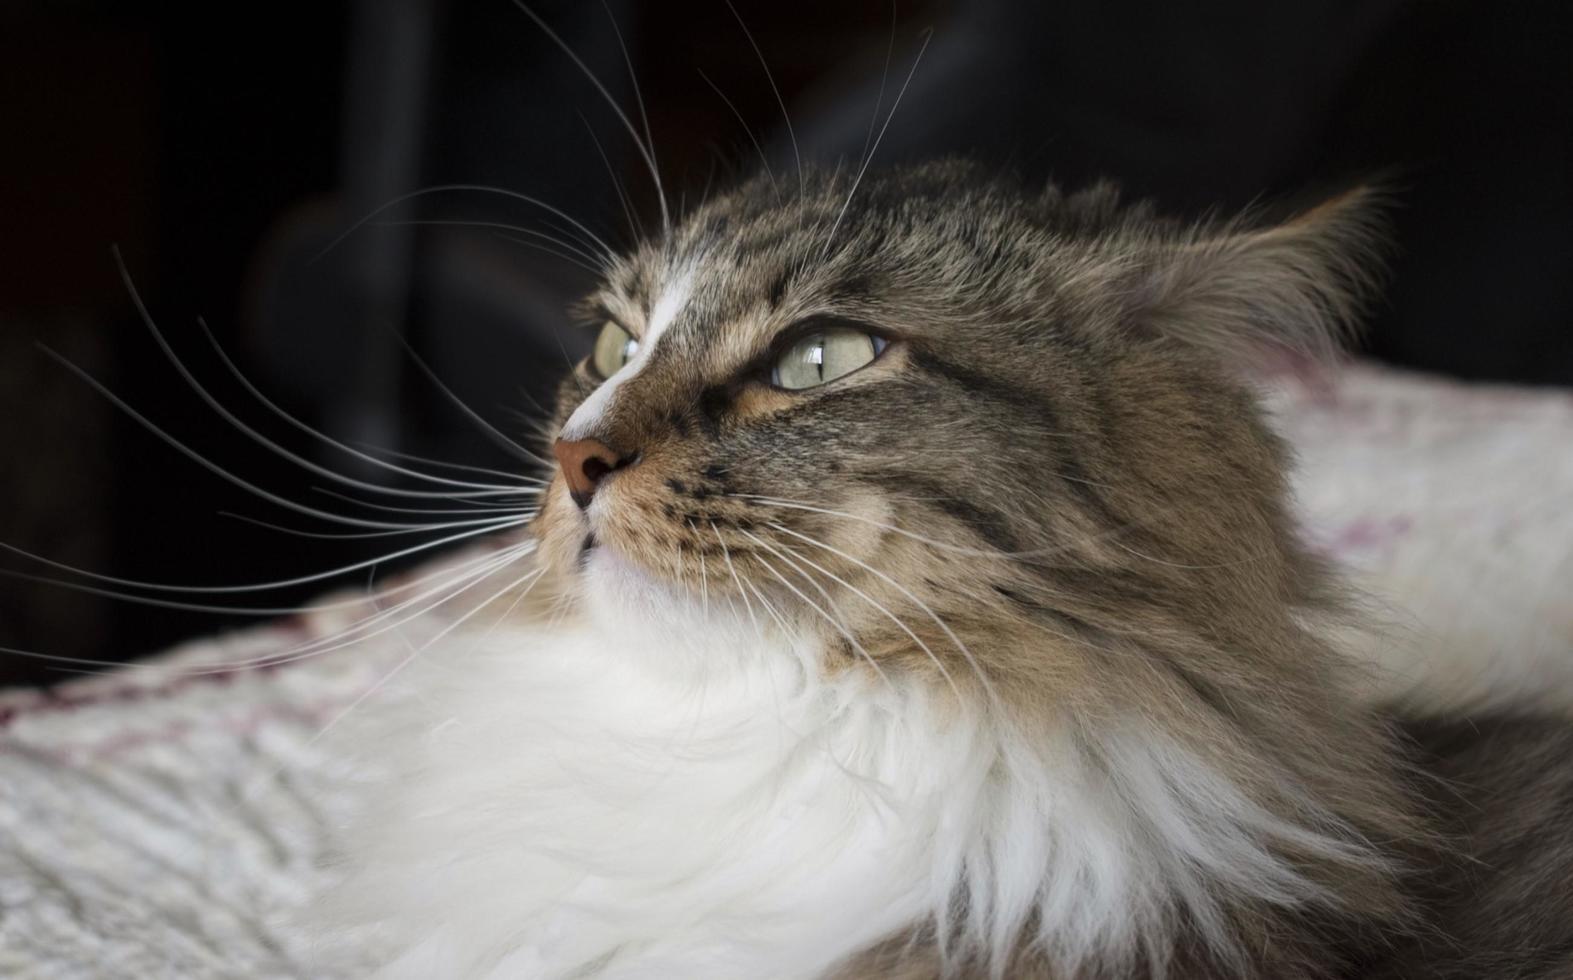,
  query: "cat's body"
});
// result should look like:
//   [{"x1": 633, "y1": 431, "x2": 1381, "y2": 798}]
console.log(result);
[{"x1": 314, "y1": 163, "x2": 1573, "y2": 978}]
